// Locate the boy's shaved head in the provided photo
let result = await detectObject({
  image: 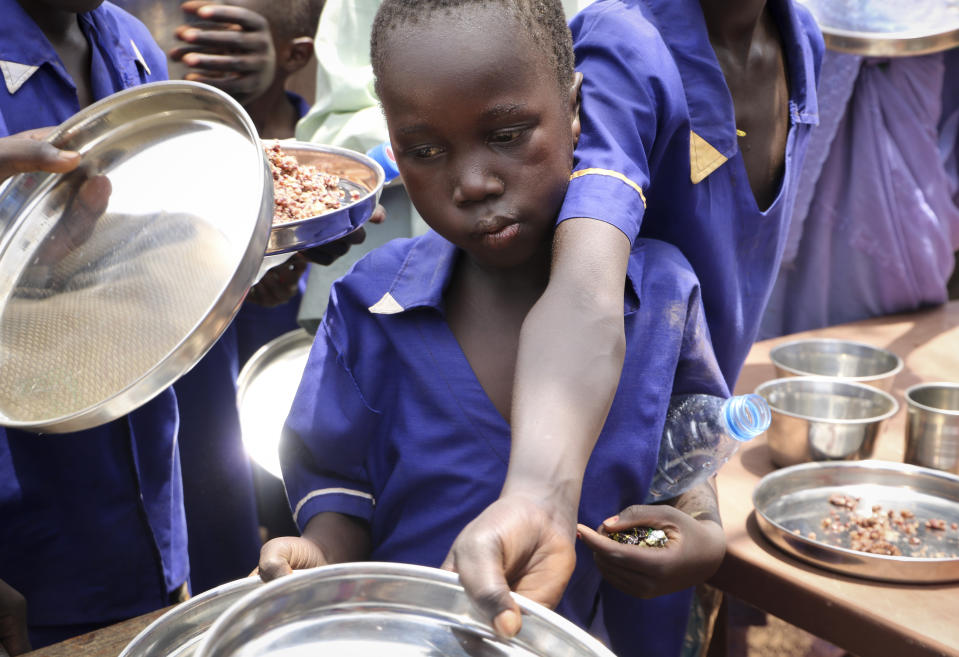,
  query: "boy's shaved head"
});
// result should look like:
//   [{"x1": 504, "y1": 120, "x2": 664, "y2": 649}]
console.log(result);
[
  {"x1": 242, "y1": 0, "x2": 325, "y2": 42},
  {"x1": 371, "y1": 0, "x2": 574, "y2": 96}
]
